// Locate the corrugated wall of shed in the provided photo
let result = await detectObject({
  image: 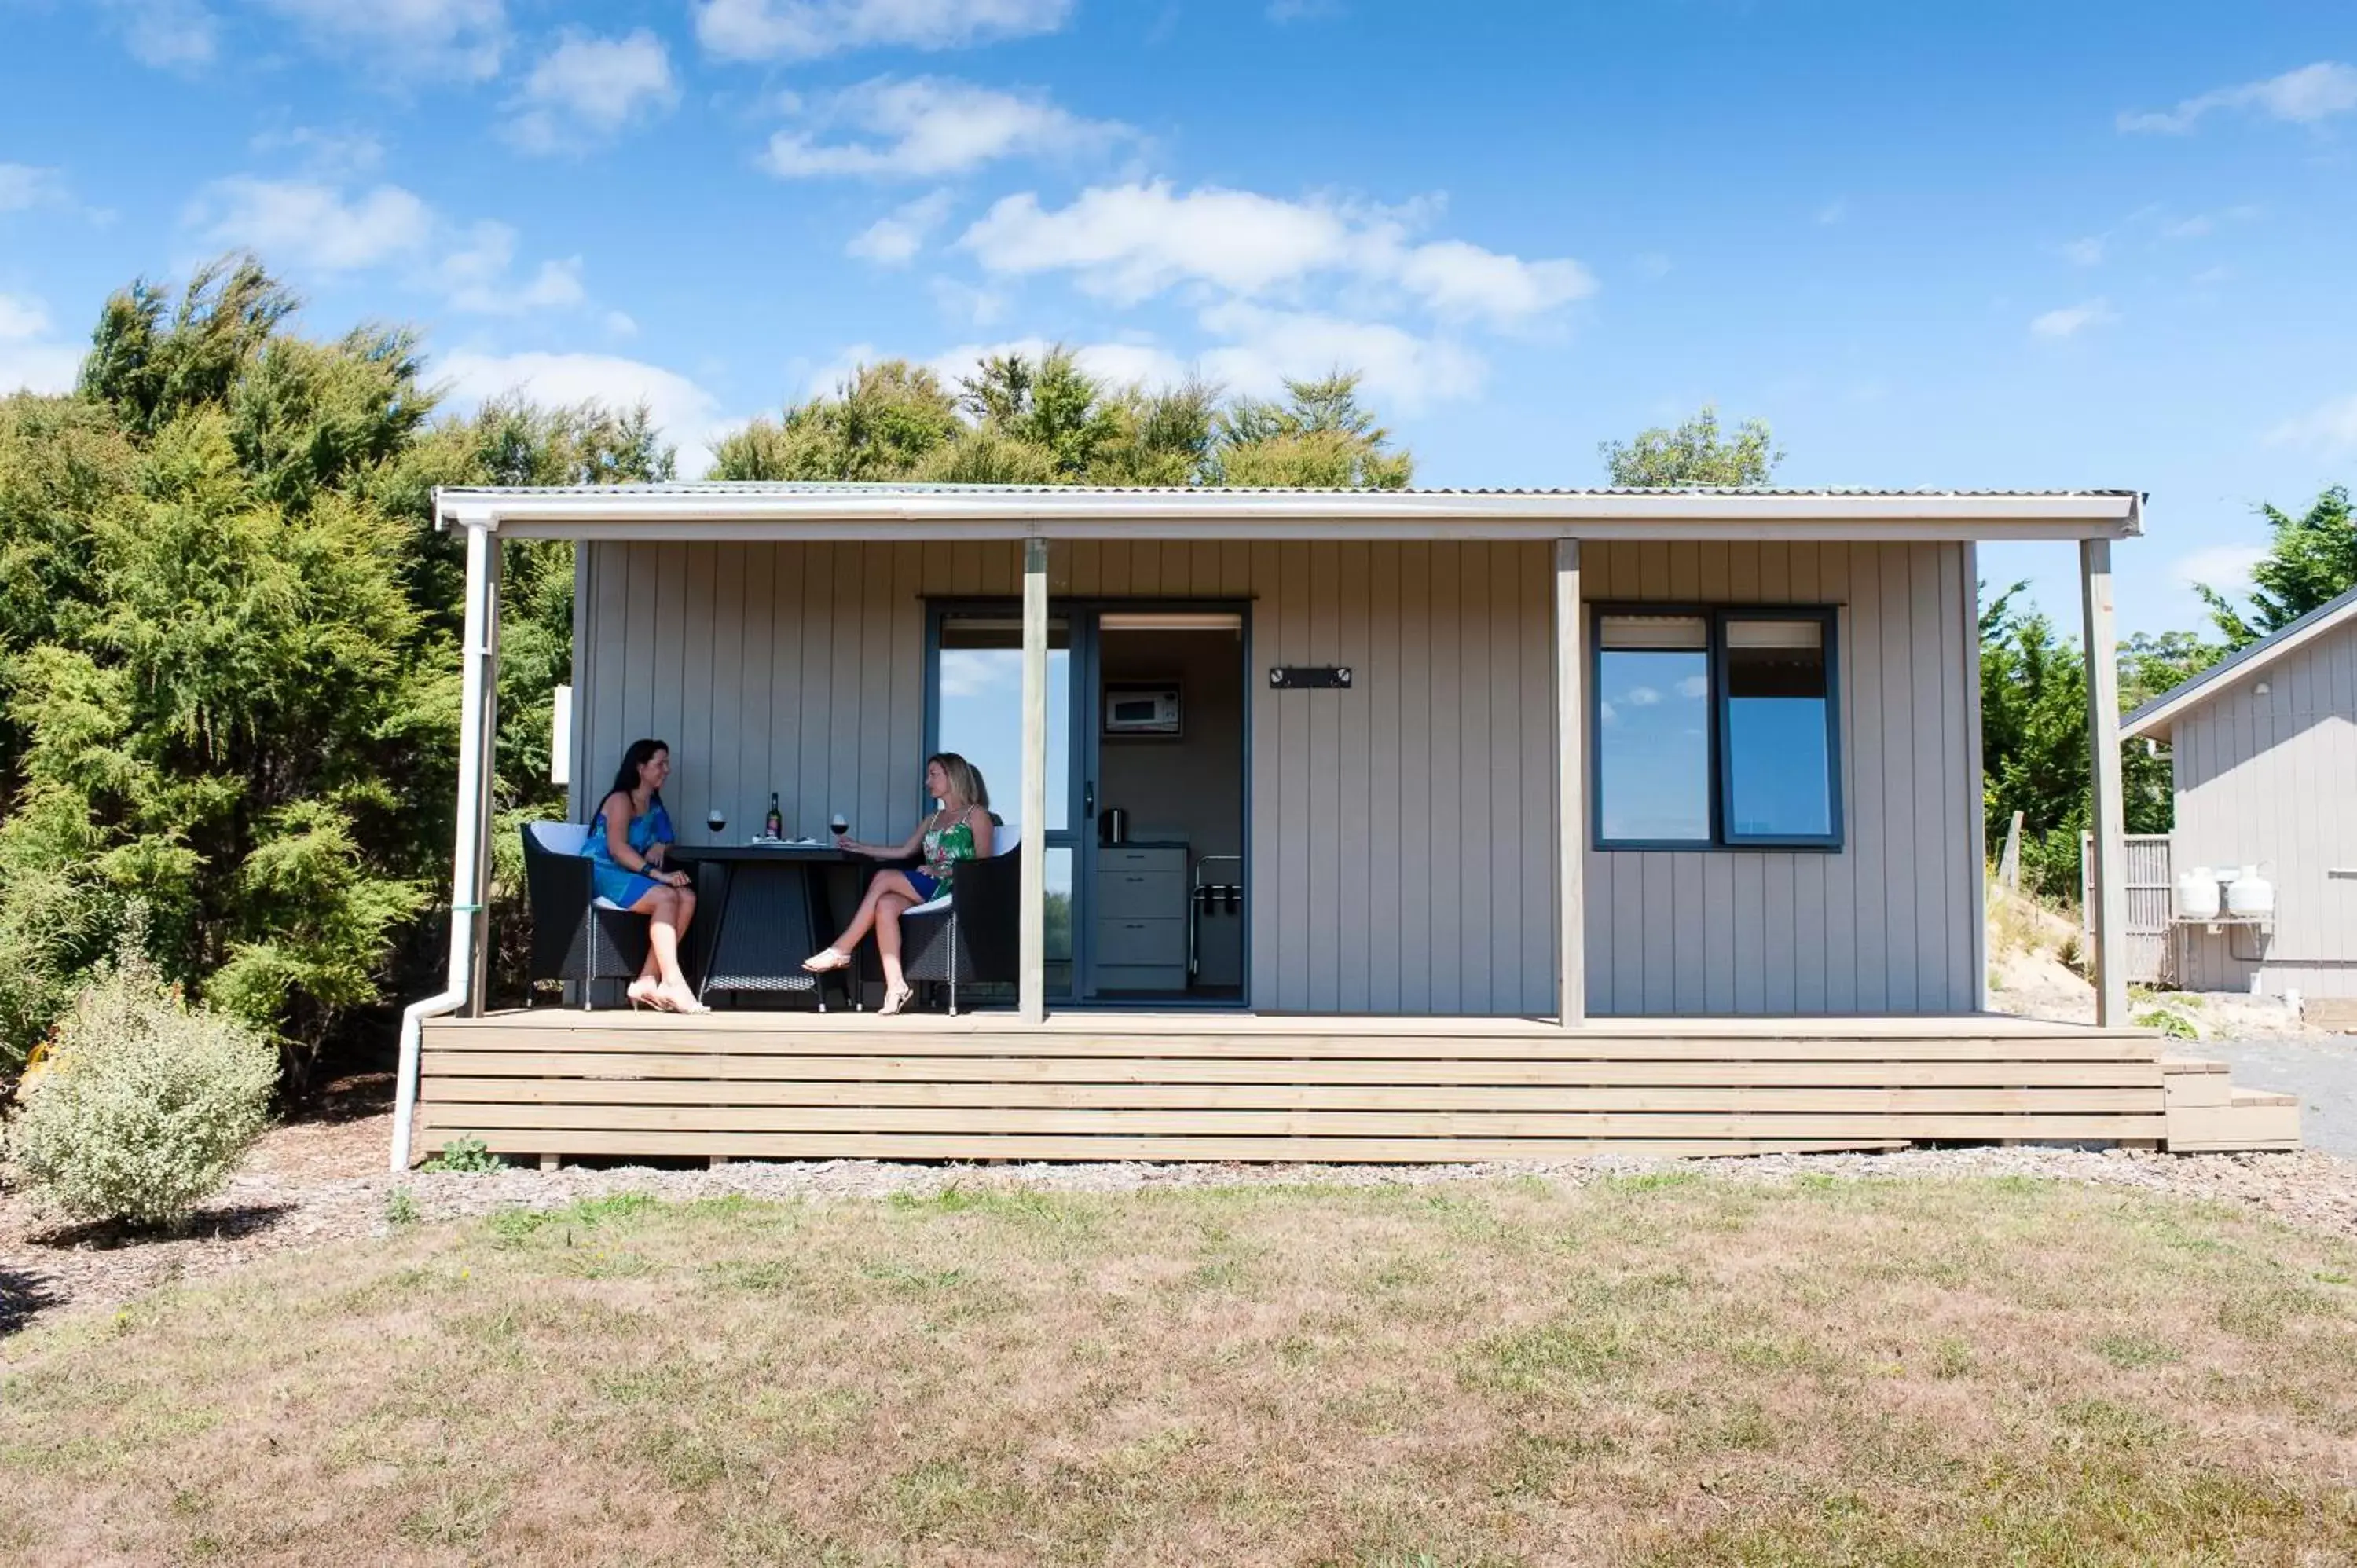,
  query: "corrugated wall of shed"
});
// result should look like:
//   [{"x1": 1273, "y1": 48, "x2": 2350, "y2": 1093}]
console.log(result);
[
  {"x1": 1579, "y1": 541, "x2": 1981, "y2": 1017},
  {"x1": 2168, "y1": 621, "x2": 2357, "y2": 997},
  {"x1": 572, "y1": 537, "x2": 1978, "y2": 1017}
]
